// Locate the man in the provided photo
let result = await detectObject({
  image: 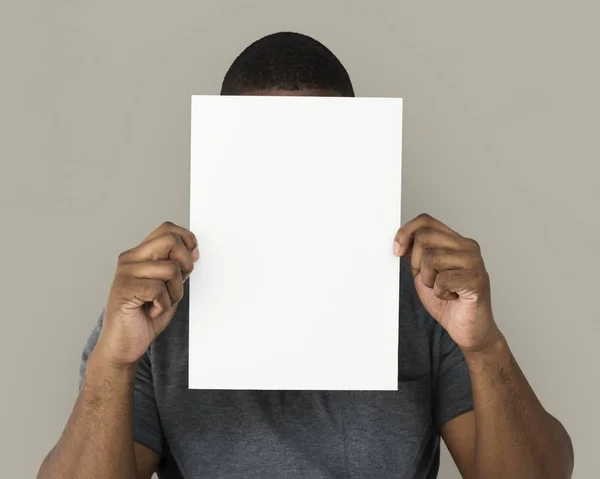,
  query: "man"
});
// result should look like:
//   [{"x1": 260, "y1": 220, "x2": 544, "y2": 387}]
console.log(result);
[{"x1": 38, "y1": 32, "x2": 573, "y2": 479}]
